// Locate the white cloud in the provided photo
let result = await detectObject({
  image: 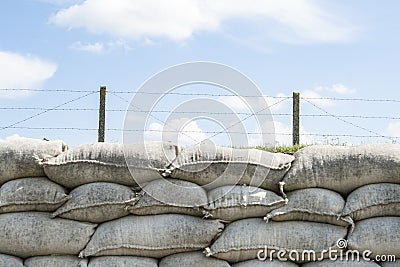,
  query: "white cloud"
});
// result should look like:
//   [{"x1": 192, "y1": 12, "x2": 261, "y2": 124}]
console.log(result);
[
  {"x1": 70, "y1": 41, "x2": 104, "y2": 53},
  {"x1": 0, "y1": 134, "x2": 22, "y2": 142},
  {"x1": 301, "y1": 89, "x2": 335, "y2": 108},
  {"x1": 50, "y1": 0, "x2": 356, "y2": 44},
  {"x1": 69, "y1": 40, "x2": 131, "y2": 53},
  {"x1": 0, "y1": 51, "x2": 57, "y2": 99},
  {"x1": 387, "y1": 122, "x2": 400, "y2": 139},
  {"x1": 315, "y1": 84, "x2": 356, "y2": 95}
]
